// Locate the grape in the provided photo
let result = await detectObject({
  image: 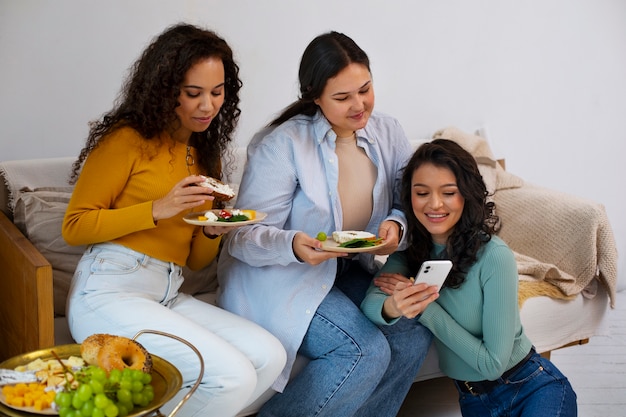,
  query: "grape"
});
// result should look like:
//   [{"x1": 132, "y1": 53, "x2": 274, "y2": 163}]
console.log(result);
[
  {"x1": 117, "y1": 403, "x2": 130, "y2": 417},
  {"x1": 108, "y1": 369, "x2": 122, "y2": 384},
  {"x1": 131, "y1": 380, "x2": 144, "y2": 393},
  {"x1": 72, "y1": 393, "x2": 85, "y2": 409},
  {"x1": 91, "y1": 367, "x2": 107, "y2": 383},
  {"x1": 116, "y1": 388, "x2": 132, "y2": 404},
  {"x1": 141, "y1": 373, "x2": 152, "y2": 385},
  {"x1": 90, "y1": 379, "x2": 104, "y2": 395},
  {"x1": 118, "y1": 379, "x2": 132, "y2": 392},
  {"x1": 92, "y1": 408, "x2": 105, "y2": 417},
  {"x1": 132, "y1": 392, "x2": 144, "y2": 406},
  {"x1": 104, "y1": 403, "x2": 119, "y2": 417},
  {"x1": 56, "y1": 391, "x2": 73, "y2": 408},
  {"x1": 118, "y1": 399, "x2": 133, "y2": 411},
  {"x1": 55, "y1": 363, "x2": 153, "y2": 417},
  {"x1": 143, "y1": 386, "x2": 154, "y2": 403},
  {"x1": 58, "y1": 407, "x2": 72, "y2": 417},
  {"x1": 77, "y1": 384, "x2": 93, "y2": 401},
  {"x1": 316, "y1": 232, "x2": 327, "y2": 241},
  {"x1": 94, "y1": 393, "x2": 110, "y2": 409},
  {"x1": 81, "y1": 399, "x2": 95, "y2": 417}
]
